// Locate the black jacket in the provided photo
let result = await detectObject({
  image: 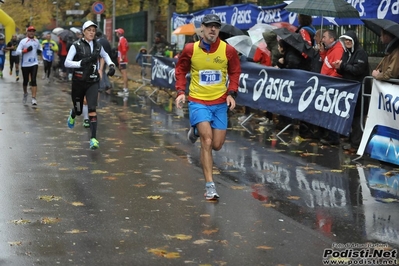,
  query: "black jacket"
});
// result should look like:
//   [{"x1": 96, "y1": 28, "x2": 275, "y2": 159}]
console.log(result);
[{"x1": 337, "y1": 30, "x2": 369, "y2": 82}]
